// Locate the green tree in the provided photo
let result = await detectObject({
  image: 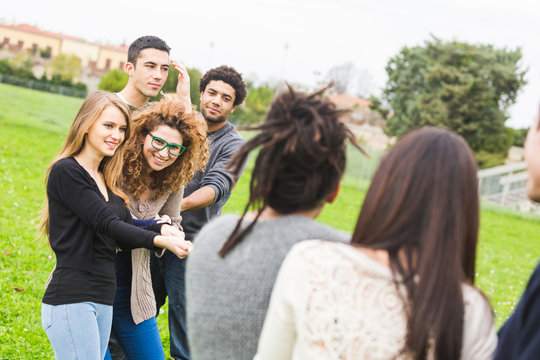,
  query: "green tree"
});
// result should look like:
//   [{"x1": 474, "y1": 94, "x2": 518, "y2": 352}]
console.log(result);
[
  {"x1": 368, "y1": 95, "x2": 390, "y2": 120},
  {"x1": 508, "y1": 127, "x2": 529, "y2": 147},
  {"x1": 47, "y1": 54, "x2": 82, "y2": 84},
  {"x1": 383, "y1": 37, "x2": 526, "y2": 159},
  {"x1": 98, "y1": 69, "x2": 129, "y2": 92},
  {"x1": 9, "y1": 53, "x2": 36, "y2": 79},
  {"x1": 159, "y1": 66, "x2": 202, "y2": 108},
  {"x1": 0, "y1": 59, "x2": 13, "y2": 75},
  {"x1": 234, "y1": 82, "x2": 275, "y2": 124},
  {"x1": 40, "y1": 47, "x2": 51, "y2": 59}
]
